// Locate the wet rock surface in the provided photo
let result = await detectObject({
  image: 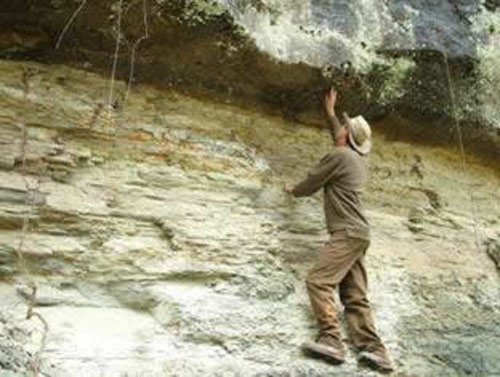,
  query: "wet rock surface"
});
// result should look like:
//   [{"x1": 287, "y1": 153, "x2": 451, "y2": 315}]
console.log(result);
[{"x1": 1, "y1": 60, "x2": 499, "y2": 376}]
